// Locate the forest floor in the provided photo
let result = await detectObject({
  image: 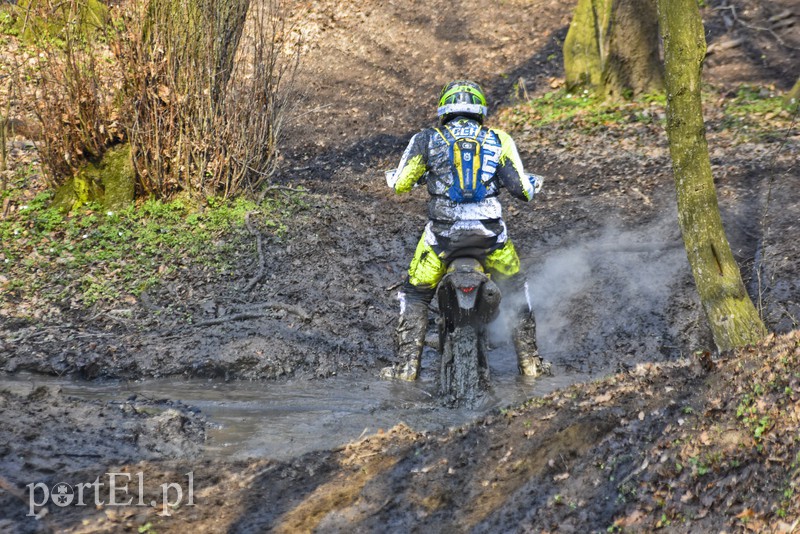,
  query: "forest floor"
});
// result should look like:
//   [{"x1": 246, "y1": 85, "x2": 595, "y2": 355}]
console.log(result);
[{"x1": 1, "y1": 0, "x2": 799, "y2": 532}]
